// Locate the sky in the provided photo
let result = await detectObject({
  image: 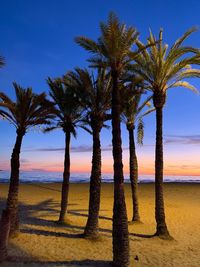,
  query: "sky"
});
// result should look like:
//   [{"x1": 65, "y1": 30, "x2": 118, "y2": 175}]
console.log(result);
[{"x1": 1, "y1": 0, "x2": 200, "y2": 176}]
